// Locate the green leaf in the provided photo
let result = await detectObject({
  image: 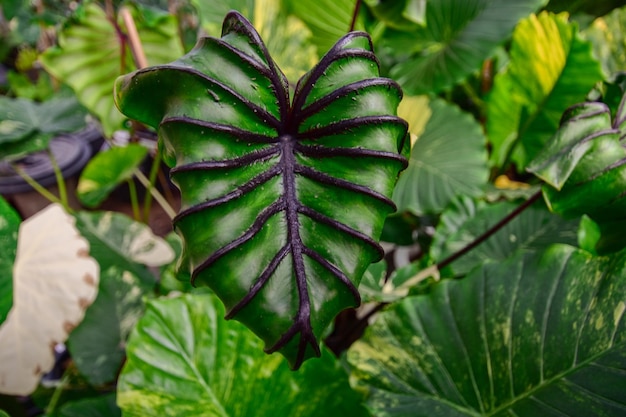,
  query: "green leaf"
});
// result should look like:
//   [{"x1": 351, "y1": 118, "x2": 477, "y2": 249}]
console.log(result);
[
  {"x1": 68, "y1": 267, "x2": 152, "y2": 385},
  {"x1": 74, "y1": 210, "x2": 173, "y2": 284},
  {"x1": 527, "y1": 97, "x2": 626, "y2": 253},
  {"x1": 40, "y1": 3, "x2": 184, "y2": 136},
  {"x1": 430, "y1": 196, "x2": 580, "y2": 276},
  {"x1": 118, "y1": 293, "x2": 369, "y2": 417},
  {"x1": 0, "y1": 197, "x2": 20, "y2": 325},
  {"x1": 114, "y1": 12, "x2": 407, "y2": 368},
  {"x1": 286, "y1": 0, "x2": 361, "y2": 56},
  {"x1": 526, "y1": 102, "x2": 614, "y2": 189},
  {"x1": 191, "y1": 0, "x2": 317, "y2": 83},
  {"x1": 364, "y1": 0, "x2": 426, "y2": 30},
  {"x1": 487, "y1": 12, "x2": 604, "y2": 169},
  {"x1": 58, "y1": 394, "x2": 120, "y2": 417},
  {"x1": 190, "y1": 0, "x2": 255, "y2": 36},
  {"x1": 158, "y1": 232, "x2": 193, "y2": 294},
  {"x1": 0, "y1": 96, "x2": 87, "y2": 160},
  {"x1": 348, "y1": 244, "x2": 626, "y2": 416},
  {"x1": 77, "y1": 144, "x2": 148, "y2": 208},
  {"x1": 584, "y1": 6, "x2": 626, "y2": 77},
  {"x1": 388, "y1": 0, "x2": 546, "y2": 95},
  {"x1": 0, "y1": 410, "x2": 9, "y2": 417},
  {"x1": 546, "y1": 0, "x2": 626, "y2": 19},
  {"x1": 393, "y1": 99, "x2": 489, "y2": 215}
]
